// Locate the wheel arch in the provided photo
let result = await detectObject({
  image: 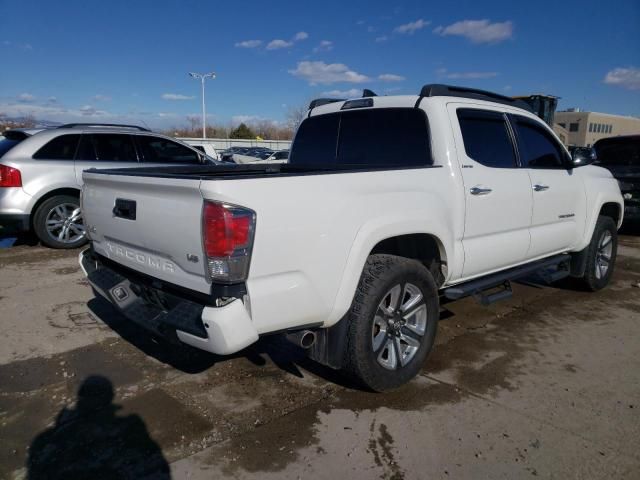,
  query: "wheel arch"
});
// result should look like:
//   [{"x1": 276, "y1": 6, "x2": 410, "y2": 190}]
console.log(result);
[
  {"x1": 29, "y1": 187, "x2": 81, "y2": 228},
  {"x1": 326, "y1": 221, "x2": 452, "y2": 327}
]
